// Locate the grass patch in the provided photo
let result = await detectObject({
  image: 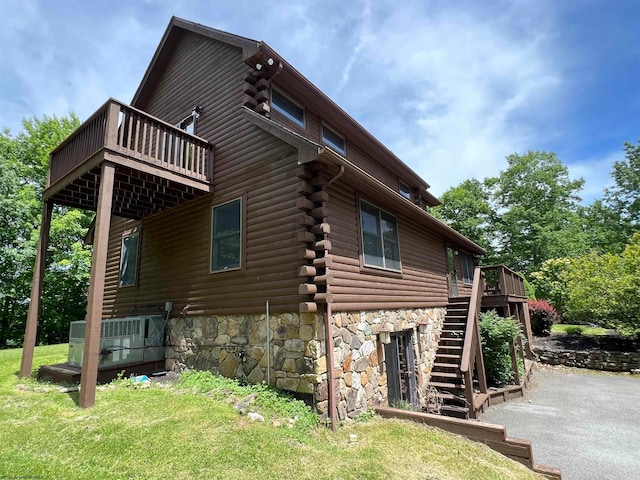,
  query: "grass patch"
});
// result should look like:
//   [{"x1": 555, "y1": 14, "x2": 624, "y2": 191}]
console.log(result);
[
  {"x1": 552, "y1": 324, "x2": 610, "y2": 336},
  {"x1": 0, "y1": 344, "x2": 540, "y2": 479}
]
